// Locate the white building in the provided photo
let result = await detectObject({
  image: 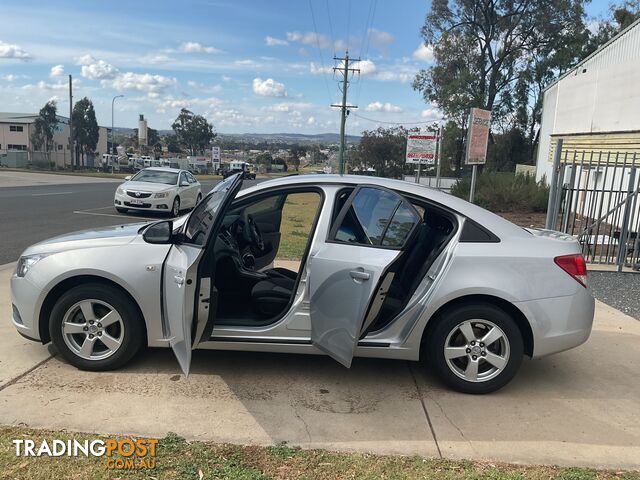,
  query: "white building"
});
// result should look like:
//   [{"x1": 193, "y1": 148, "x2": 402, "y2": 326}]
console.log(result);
[
  {"x1": 536, "y1": 18, "x2": 640, "y2": 183},
  {"x1": 0, "y1": 112, "x2": 109, "y2": 168}
]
